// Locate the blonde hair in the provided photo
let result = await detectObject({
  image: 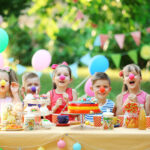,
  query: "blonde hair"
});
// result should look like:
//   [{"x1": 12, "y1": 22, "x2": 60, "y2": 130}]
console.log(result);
[
  {"x1": 91, "y1": 72, "x2": 111, "y2": 85},
  {"x1": 122, "y1": 64, "x2": 141, "y2": 92},
  {"x1": 22, "y1": 72, "x2": 39, "y2": 86}
]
